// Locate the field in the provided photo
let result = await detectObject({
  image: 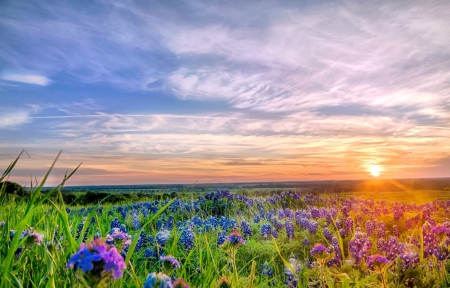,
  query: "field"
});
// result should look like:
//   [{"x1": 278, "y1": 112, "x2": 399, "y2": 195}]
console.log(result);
[{"x1": 3, "y1": 159, "x2": 450, "y2": 287}]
